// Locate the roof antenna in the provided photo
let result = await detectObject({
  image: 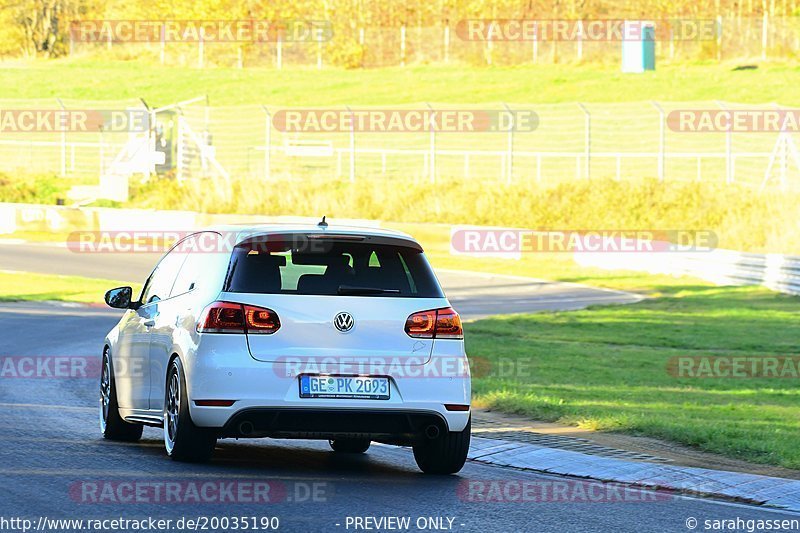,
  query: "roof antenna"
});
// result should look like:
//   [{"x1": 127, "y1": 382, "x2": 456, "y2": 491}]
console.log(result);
[{"x1": 318, "y1": 215, "x2": 328, "y2": 228}]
